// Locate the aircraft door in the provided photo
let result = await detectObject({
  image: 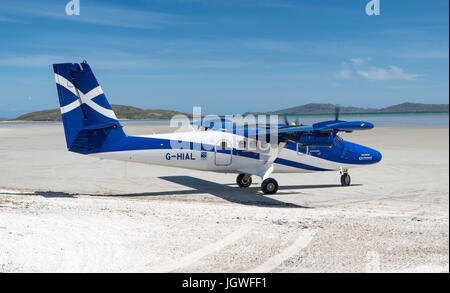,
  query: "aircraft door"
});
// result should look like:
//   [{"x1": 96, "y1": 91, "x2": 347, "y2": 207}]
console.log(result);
[
  {"x1": 215, "y1": 140, "x2": 232, "y2": 166},
  {"x1": 297, "y1": 143, "x2": 309, "y2": 156}
]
